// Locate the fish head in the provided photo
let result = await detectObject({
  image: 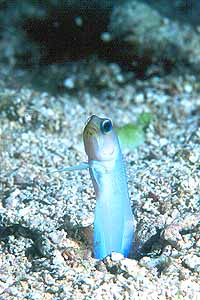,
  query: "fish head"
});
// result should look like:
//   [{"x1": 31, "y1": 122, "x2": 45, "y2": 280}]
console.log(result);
[{"x1": 83, "y1": 115, "x2": 119, "y2": 162}]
